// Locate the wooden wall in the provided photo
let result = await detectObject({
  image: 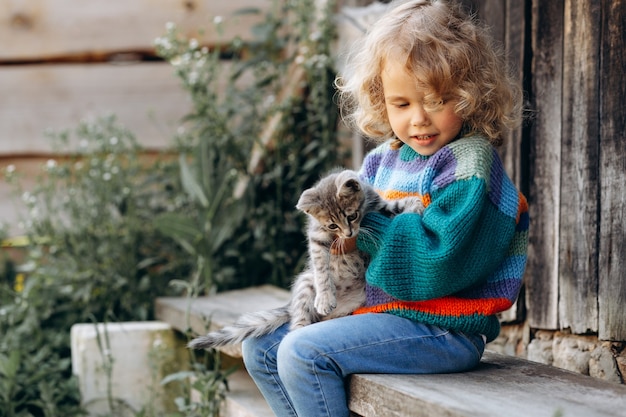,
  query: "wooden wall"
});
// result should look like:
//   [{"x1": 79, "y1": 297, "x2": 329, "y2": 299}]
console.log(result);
[
  {"x1": 464, "y1": 0, "x2": 626, "y2": 342},
  {"x1": 0, "y1": 0, "x2": 271, "y2": 234}
]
